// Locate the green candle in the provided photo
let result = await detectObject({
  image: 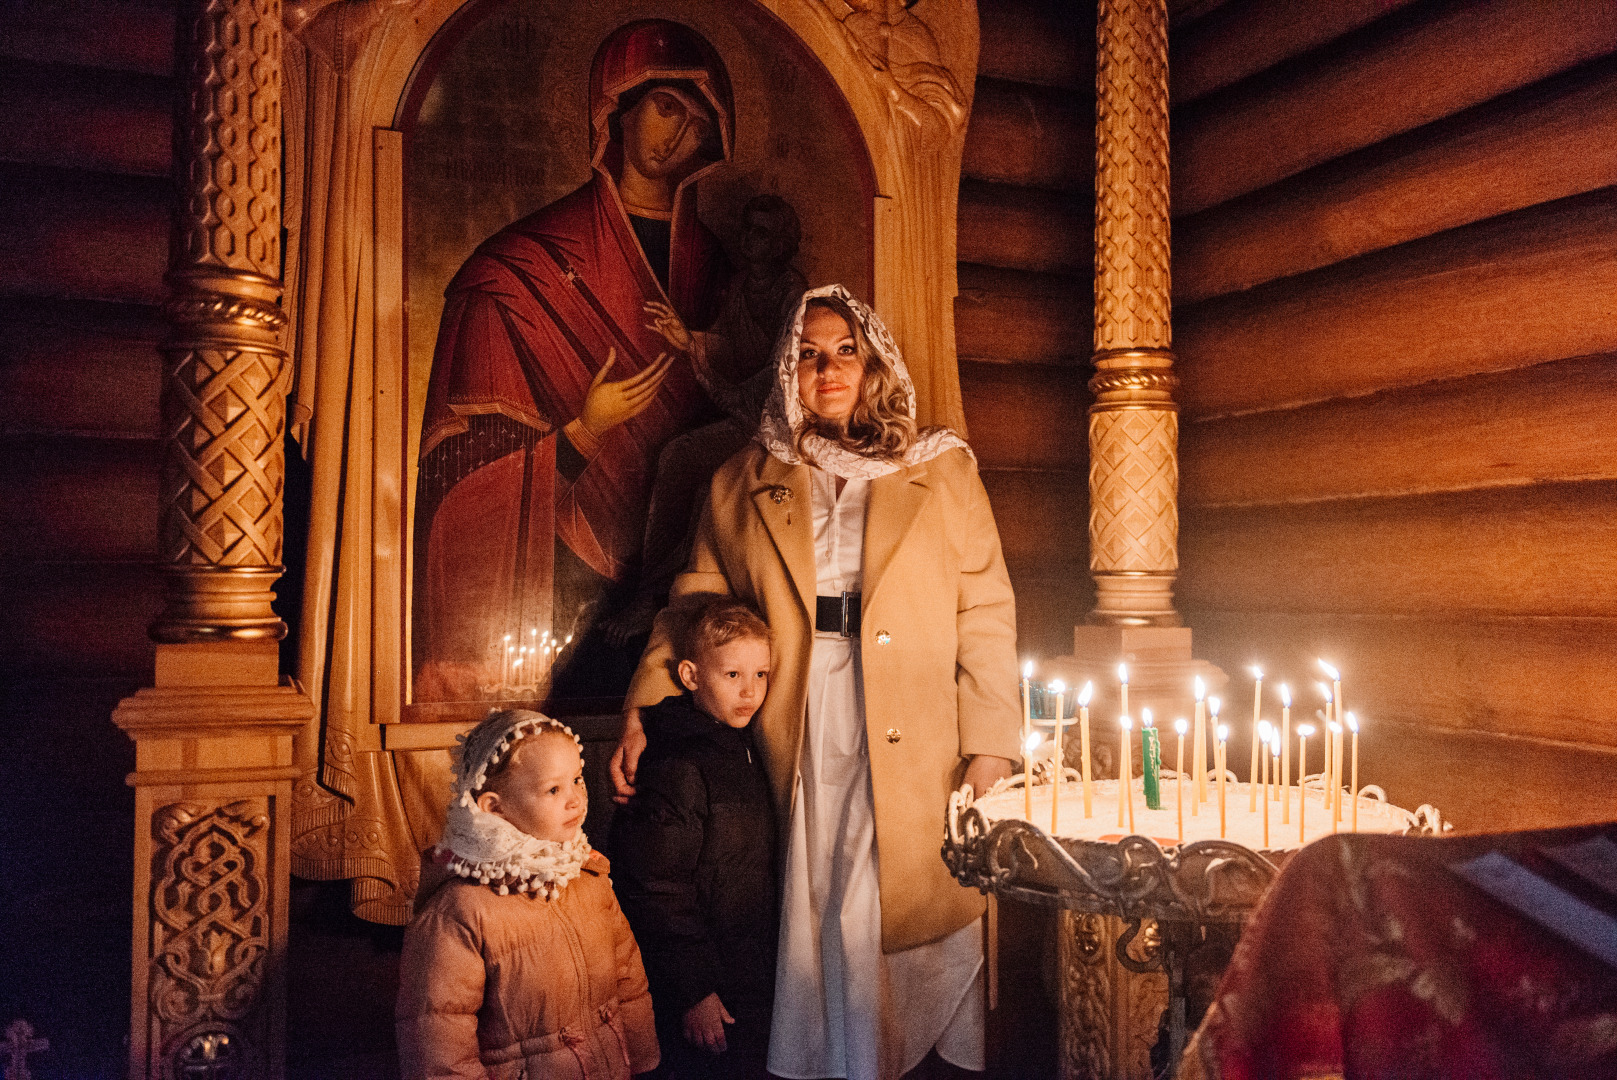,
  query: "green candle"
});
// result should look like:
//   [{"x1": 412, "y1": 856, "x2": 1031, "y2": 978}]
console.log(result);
[{"x1": 1141, "y1": 715, "x2": 1162, "y2": 810}]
